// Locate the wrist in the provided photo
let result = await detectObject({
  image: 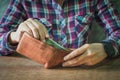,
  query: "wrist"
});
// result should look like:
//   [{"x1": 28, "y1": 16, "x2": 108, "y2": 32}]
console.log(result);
[
  {"x1": 8, "y1": 32, "x2": 18, "y2": 45},
  {"x1": 101, "y1": 42, "x2": 115, "y2": 59}
]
